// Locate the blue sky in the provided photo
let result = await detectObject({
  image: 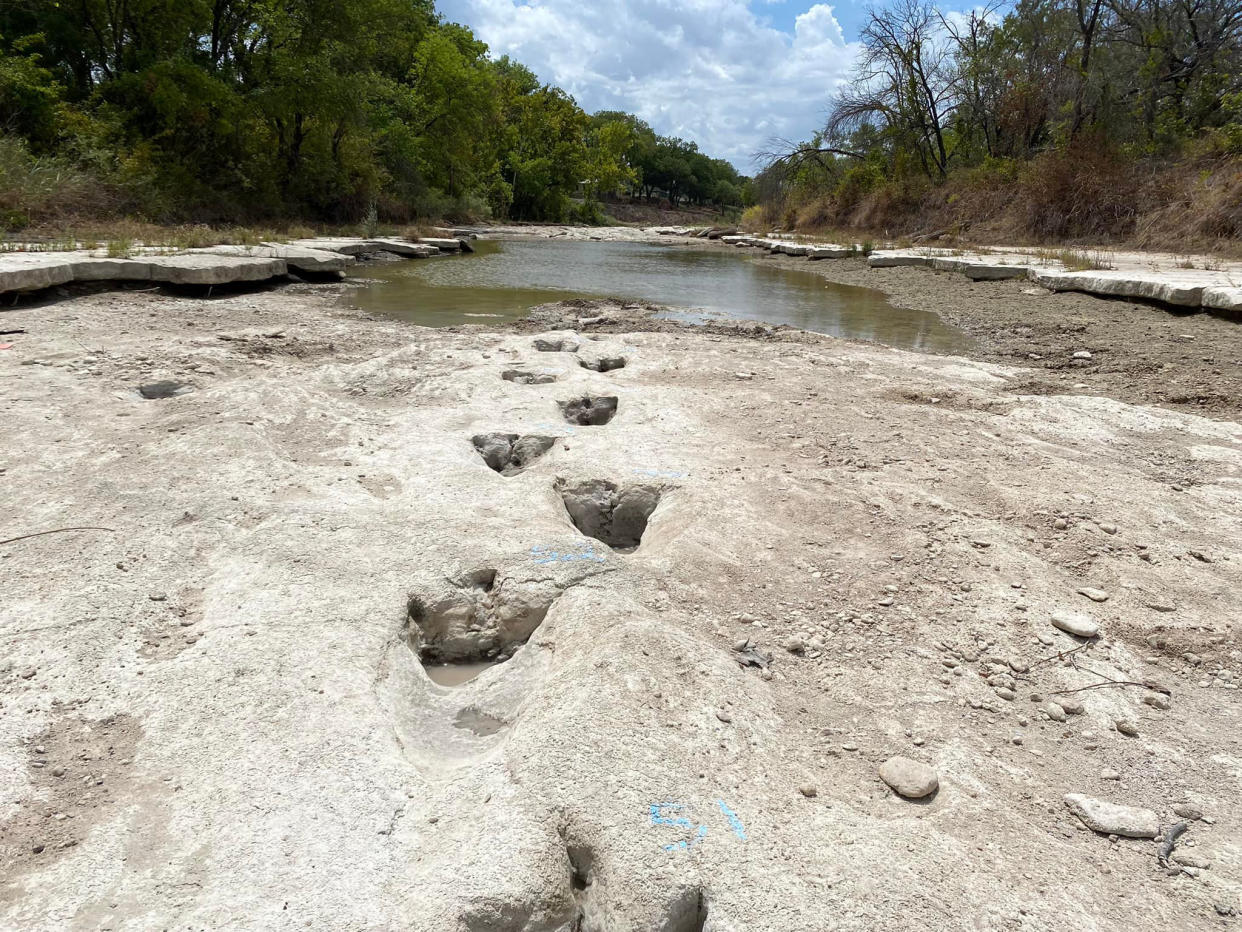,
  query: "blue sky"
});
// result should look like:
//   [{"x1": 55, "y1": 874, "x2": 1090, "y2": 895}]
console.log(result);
[{"x1": 436, "y1": 1, "x2": 986, "y2": 173}]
